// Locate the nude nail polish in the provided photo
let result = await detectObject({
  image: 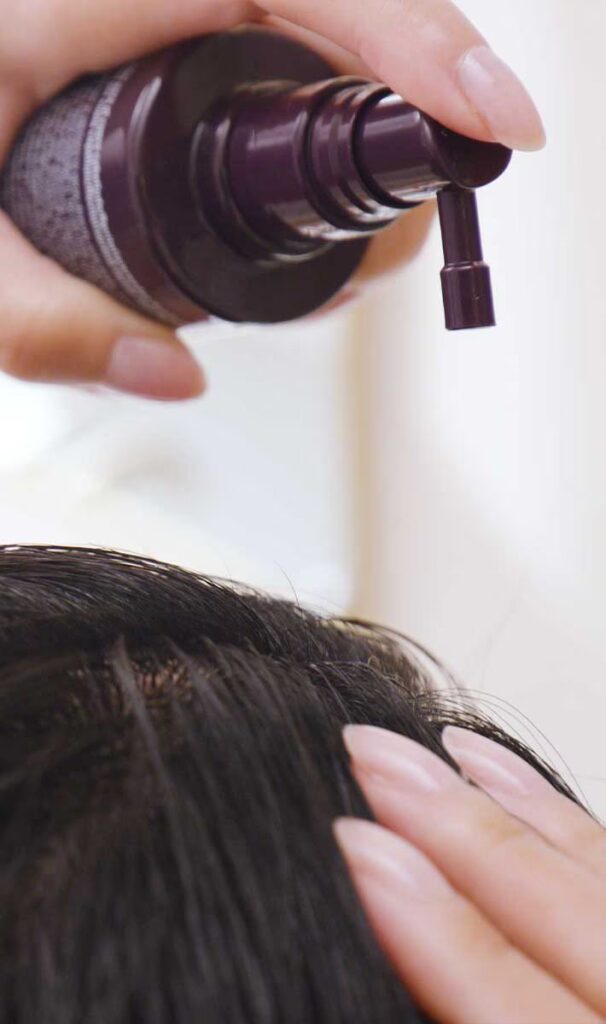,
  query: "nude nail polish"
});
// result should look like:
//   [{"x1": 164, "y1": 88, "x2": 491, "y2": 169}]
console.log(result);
[
  {"x1": 105, "y1": 336, "x2": 204, "y2": 400},
  {"x1": 456, "y1": 45, "x2": 546, "y2": 152},
  {"x1": 442, "y1": 726, "x2": 551, "y2": 798},
  {"x1": 344, "y1": 724, "x2": 458, "y2": 793},
  {"x1": 334, "y1": 817, "x2": 451, "y2": 897}
]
